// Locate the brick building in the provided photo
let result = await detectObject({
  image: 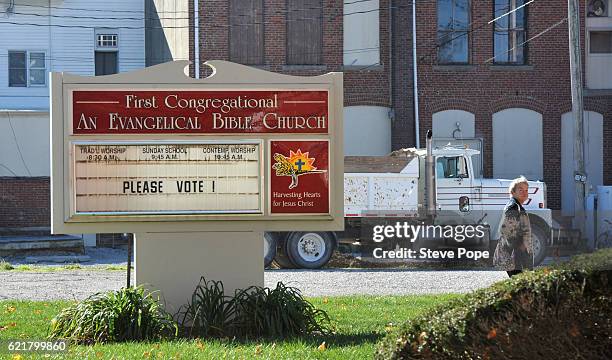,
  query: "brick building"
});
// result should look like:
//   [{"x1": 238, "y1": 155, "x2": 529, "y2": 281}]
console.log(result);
[
  {"x1": 187, "y1": 0, "x2": 611, "y2": 212},
  {"x1": 188, "y1": 0, "x2": 415, "y2": 155},
  {"x1": 415, "y1": 0, "x2": 612, "y2": 211}
]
